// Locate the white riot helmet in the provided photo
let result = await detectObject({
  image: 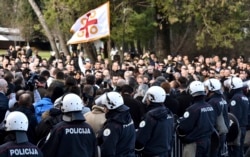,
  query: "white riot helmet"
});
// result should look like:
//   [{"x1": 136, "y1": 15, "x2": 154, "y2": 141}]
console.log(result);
[
  {"x1": 61, "y1": 93, "x2": 85, "y2": 122},
  {"x1": 204, "y1": 78, "x2": 222, "y2": 92},
  {"x1": 225, "y1": 77, "x2": 243, "y2": 90},
  {"x1": 5, "y1": 111, "x2": 28, "y2": 131},
  {"x1": 95, "y1": 92, "x2": 128, "y2": 111},
  {"x1": 142, "y1": 86, "x2": 166, "y2": 103},
  {"x1": 4, "y1": 111, "x2": 29, "y2": 143},
  {"x1": 61, "y1": 93, "x2": 83, "y2": 113},
  {"x1": 189, "y1": 81, "x2": 206, "y2": 96}
]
